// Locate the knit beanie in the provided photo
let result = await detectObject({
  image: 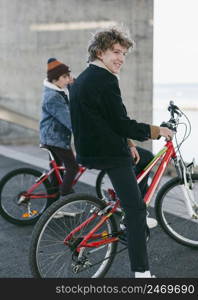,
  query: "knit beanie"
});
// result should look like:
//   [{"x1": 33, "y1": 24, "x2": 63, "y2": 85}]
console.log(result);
[{"x1": 47, "y1": 58, "x2": 71, "y2": 82}]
